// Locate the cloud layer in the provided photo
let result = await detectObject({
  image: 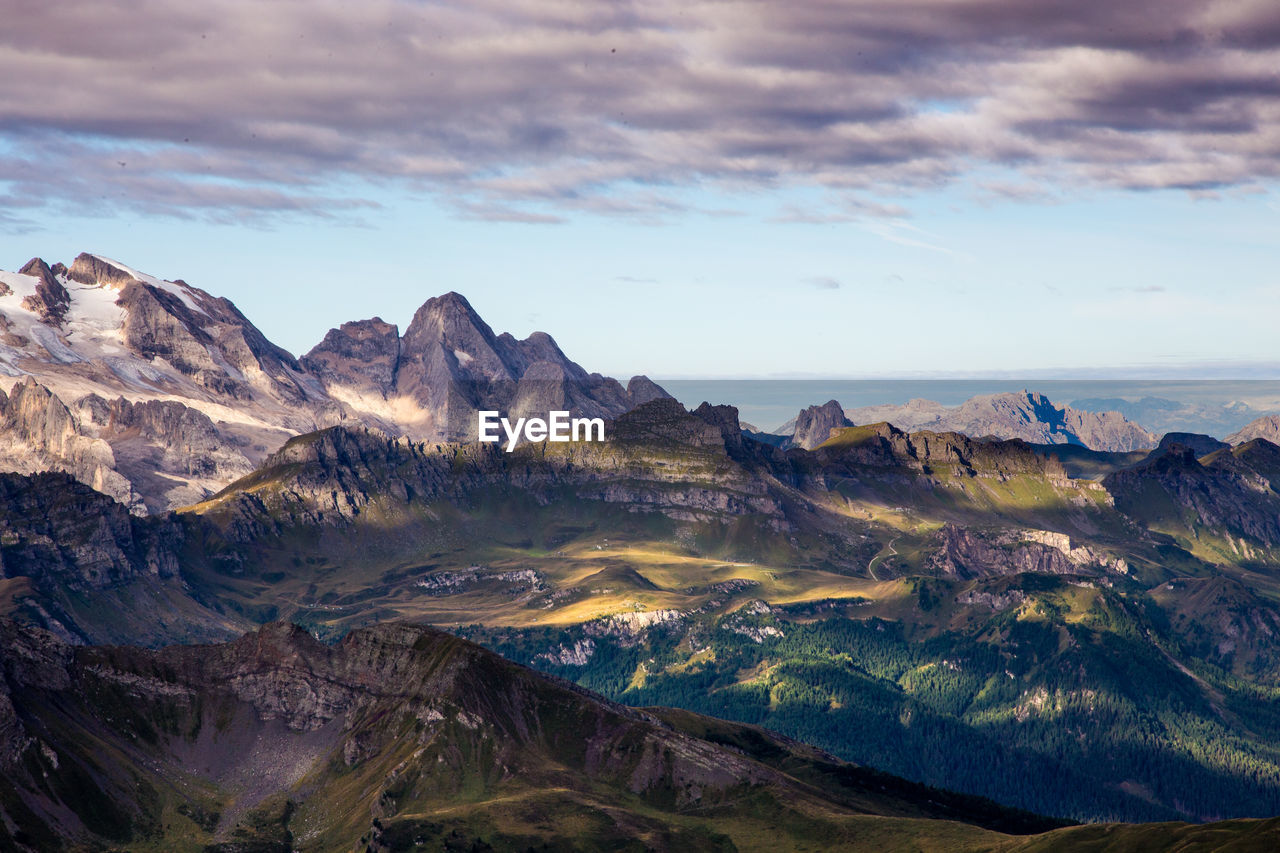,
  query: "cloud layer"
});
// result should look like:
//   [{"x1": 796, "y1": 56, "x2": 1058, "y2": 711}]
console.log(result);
[{"x1": 4, "y1": 0, "x2": 1279, "y2": 221}]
